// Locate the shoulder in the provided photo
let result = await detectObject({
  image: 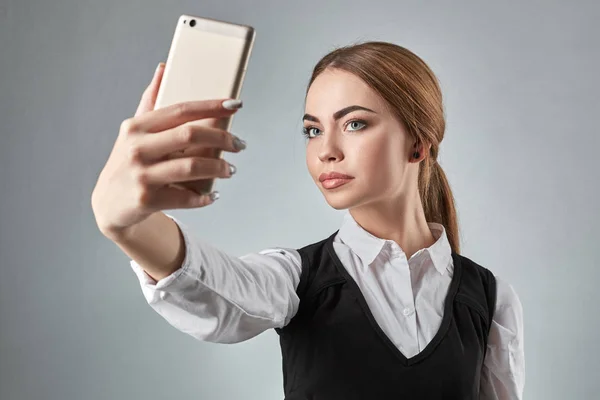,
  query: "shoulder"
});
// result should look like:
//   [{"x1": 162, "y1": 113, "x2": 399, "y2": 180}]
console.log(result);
[
  {"x1": 249, "y1": 231, "x2": 337, "y2": 271},
  {"x1": 453, "y1": 253, "x2": 497, "y2": 307},
  {"x1": 292, "y1": 231, "x2": 339, "y2": 268},
  {"x1": 455, "y1": 253, "x2": 523, "y2": 316},
  {"x1": 454, "y1": 253, "x2": 495, "y2": 282},
  {"x1": 491, "y1": 275, "x2": 524, "y2": 327},
  {"x1": 296, "y1": 234, "x2": 334, "y2": 255}
]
